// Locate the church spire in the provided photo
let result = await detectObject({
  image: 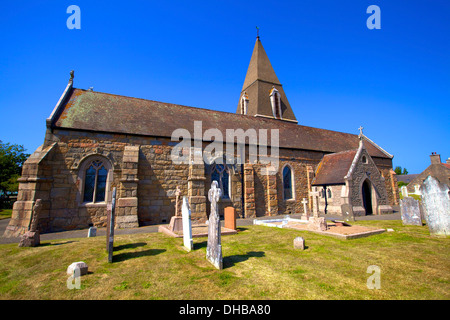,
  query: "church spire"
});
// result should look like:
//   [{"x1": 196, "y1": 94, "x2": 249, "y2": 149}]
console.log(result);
[{"x1": 237, "y1": 37, "x2": 297, "y2": 123}]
